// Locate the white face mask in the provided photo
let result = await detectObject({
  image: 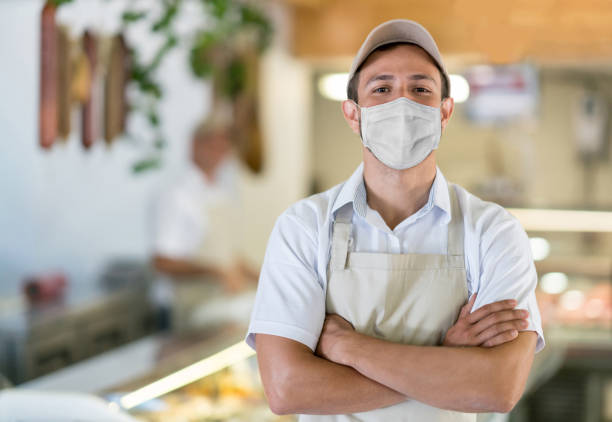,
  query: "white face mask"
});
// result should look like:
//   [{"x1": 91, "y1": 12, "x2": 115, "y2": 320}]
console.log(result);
[{"x1": 358, "y1": 97, "x2": 442, "y2": 170}]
